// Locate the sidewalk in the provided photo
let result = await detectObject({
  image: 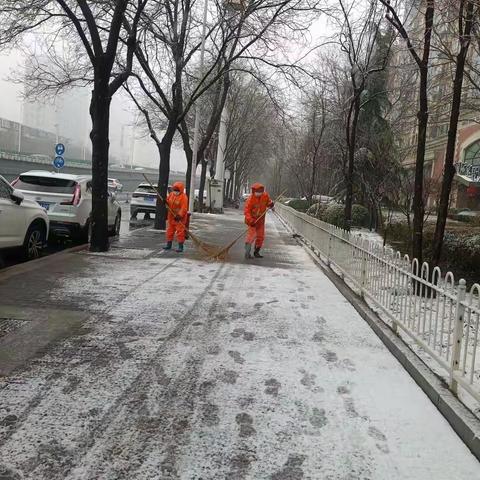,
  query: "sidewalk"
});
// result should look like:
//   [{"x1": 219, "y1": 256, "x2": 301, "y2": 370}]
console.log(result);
[{"x1": 0, "y1": 210, "x2": 479, "y2": 479}]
